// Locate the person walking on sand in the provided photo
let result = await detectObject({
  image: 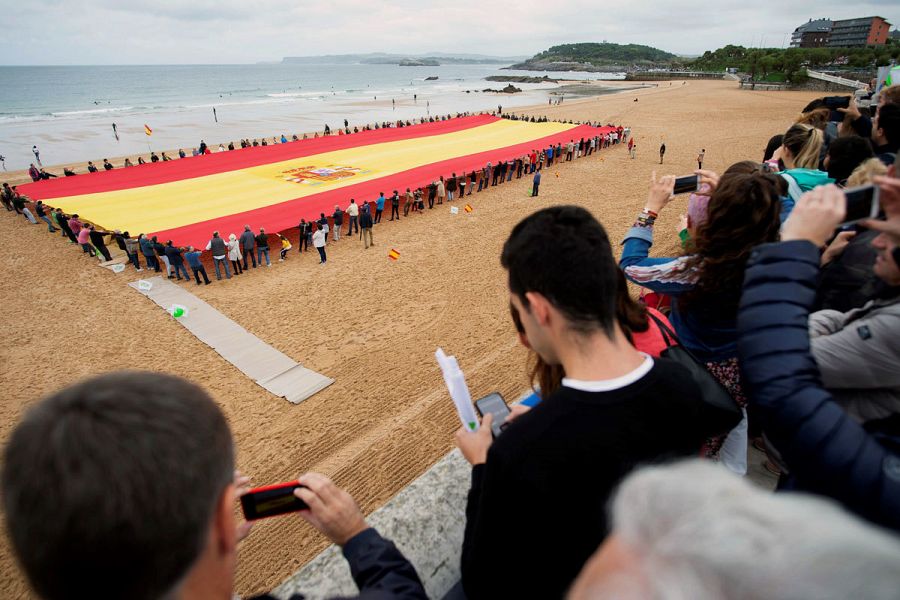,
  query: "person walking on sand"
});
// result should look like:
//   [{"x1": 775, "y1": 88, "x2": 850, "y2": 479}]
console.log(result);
[
  {"x1": 659, "y1": 142, "x2": 666, "y2": 165},
  {"x1": 227, "y1": 233, "x2": 243, "y2": 275},
  {"x1": 32, "y1": 145, "x2": 41, "y2": 166},
  {"x1": 346, "y1": 199, "x2": 359, "y2": 235},
  {"x1": 697, "y1": 148, "x2": 705, "y2": 170},
  {"x1": 313, "y1": 223, "x2": 327, "y2": 263},
  {"x1": 240, "y1": 225, "x2": 256, "y2": 269},
  {"x1": 630, "y1": 142, "x2": 637, "y2": 159},
  {"x1": 532, "y1": 170, "x2": 541, "y2": 197}
]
